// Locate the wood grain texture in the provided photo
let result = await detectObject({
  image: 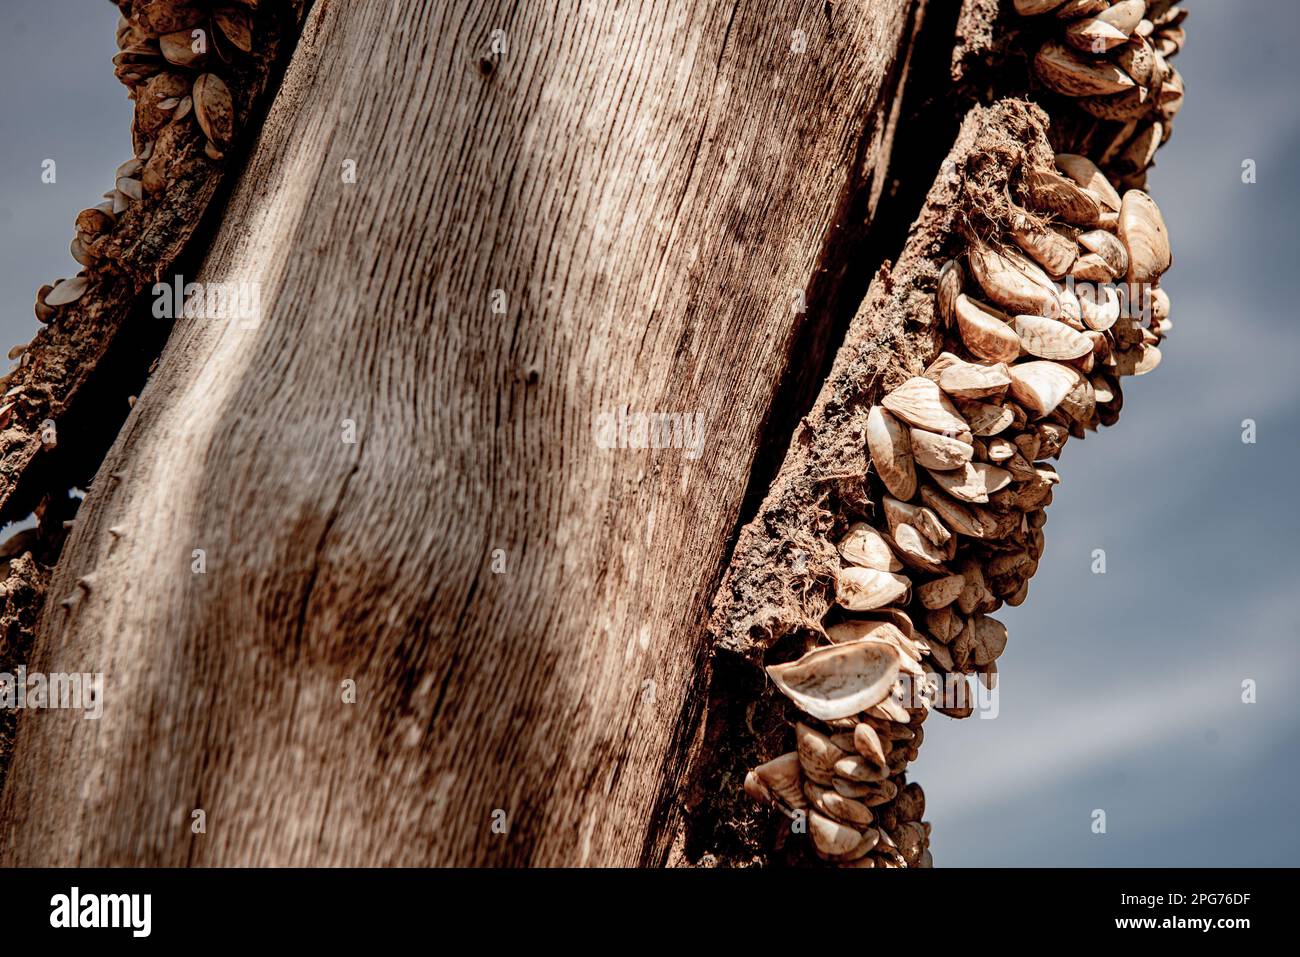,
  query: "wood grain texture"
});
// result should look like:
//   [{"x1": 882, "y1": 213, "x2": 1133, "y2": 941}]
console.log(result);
[{"x1": 0, "y1": 0, "x2": 922, "y2": 865}]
